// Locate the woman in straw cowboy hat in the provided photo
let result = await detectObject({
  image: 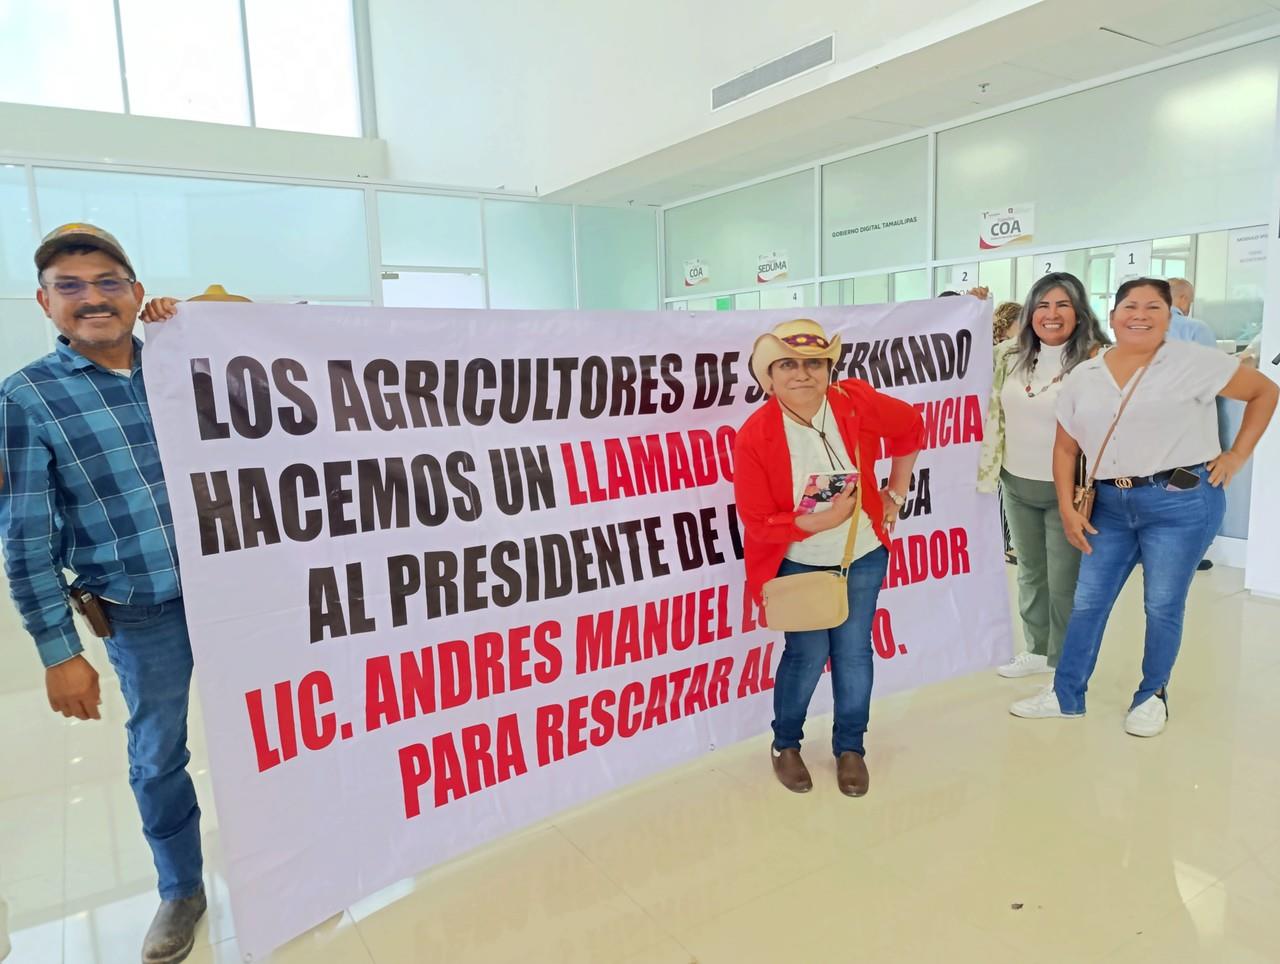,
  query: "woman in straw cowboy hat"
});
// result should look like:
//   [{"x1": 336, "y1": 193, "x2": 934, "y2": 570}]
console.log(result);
[{"x1": 734, "y1": 319, "x2": 924, "y2": 796}]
